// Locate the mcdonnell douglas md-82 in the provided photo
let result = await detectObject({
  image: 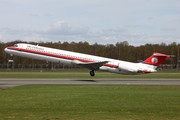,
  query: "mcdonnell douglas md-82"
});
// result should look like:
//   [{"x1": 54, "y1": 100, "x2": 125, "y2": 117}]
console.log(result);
[{"x1": 4, "y1": 43, "x2": 171, "y2": 76}]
